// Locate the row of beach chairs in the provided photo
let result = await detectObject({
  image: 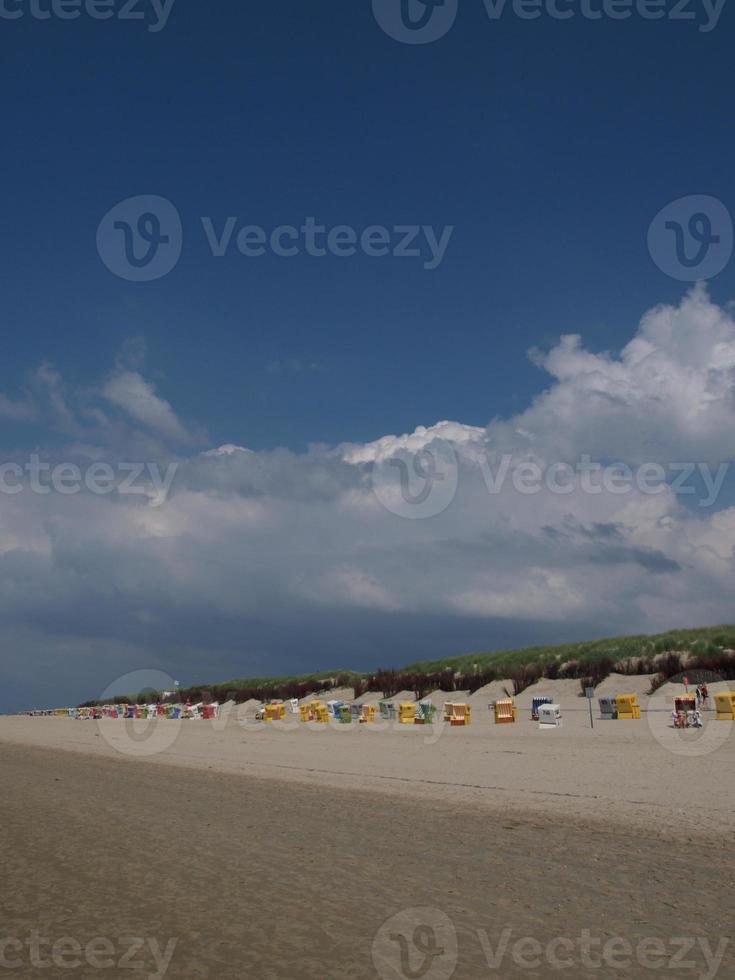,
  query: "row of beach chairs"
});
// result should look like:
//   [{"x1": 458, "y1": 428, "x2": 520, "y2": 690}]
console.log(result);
[
  {"x1": 72, "y1": 702, "x2": 220, "y2": 721},
  {"x1": 259, "y1": 699, "x2": 472, "y2": 725},
  {"x1": 48, "y1": 690, "x2": 735, "y2": 726}
]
